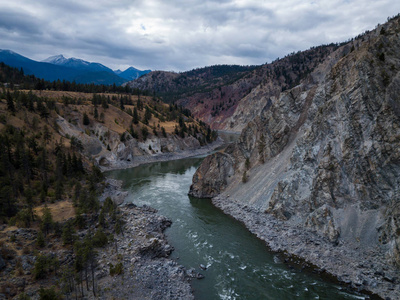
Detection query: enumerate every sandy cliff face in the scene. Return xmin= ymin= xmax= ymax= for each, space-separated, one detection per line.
xmin=189 ymin=17 xmax=400 ymax=297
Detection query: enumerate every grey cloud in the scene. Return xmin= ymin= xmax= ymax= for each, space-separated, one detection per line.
xmin=0 ymin=0 xmax=399 ymax=72
xmin=0 ymin=10 xmax=43 ymax=35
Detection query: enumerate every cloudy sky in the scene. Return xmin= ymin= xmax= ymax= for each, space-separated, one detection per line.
xmin=1 ymin=0 xmax=399 ymax=72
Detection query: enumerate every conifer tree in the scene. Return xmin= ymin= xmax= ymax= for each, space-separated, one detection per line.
xmin=6 ymin=91 xmax=15 ymax=113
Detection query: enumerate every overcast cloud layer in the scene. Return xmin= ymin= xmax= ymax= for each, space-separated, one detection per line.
xmin=1 ymin=0 xmax=399 ymax=72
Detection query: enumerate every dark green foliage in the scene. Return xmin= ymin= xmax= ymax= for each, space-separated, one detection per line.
xmin=40 ymin=205 xmax=53 ymax=236
xmin=36 ymin=231 xmax=45 ymax=249
xmin=109 ymin=262 xmax=123 ymax=276
xmin=245 ymin=158 xmax=250 ymax=170
xmin=141 ymin=126 xmax=149 ymax=140
xmin=132 ymin=107 xmax=139 ymax=124
xmin=242 ymin=171 xmax=248 ymax=183
xmin=38 ymin=286 xmax=61 ymax=300
xmin=137 ymin=98 xmax=143 ymax=110
xmin=33 ymin=254 xmax=58 ymax=279
xmin=18 ymin=292 xmax=31 ymax=300
xmin=6 ymin=91 xmax=16 ymax=113
xmin=74 ymin=210 xmax=86 ymax=229
xmin=129 ymin=124 xmax=138 ymax=139
xmin=103 ymin=197 xmax=116 ymax=214
xmin=114 ymin=216 xmax=125 ymax=235
xmin=142 ymin=106 xmax=151 ymax=125
xmin=9 ymin=209 xmax=32 ymax=228
xmin=92 ymin=228 xmax=108 ymax=247
xmin=83 ymin=112 xmax=90 ymax=125
xmin=120 ymin=132 xmax=126 ymax=142
xmin=62 ymin=220 xmax=76 ymax=245
xmin=161 ymin=126 xmax=167 ymax=138
xmin=90 ymin=165 xmax=104 ymax=185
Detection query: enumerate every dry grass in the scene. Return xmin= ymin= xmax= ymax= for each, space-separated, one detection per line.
xmin=161 ymin=121 xmax=178 ymax=133
xmin=34 ymin=200 xmax=75 ymax=223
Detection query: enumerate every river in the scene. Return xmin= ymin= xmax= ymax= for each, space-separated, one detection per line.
xmin=106 ymin=155 xmax=367 ymax=300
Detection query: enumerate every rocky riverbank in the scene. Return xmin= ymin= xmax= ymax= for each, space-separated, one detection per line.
xmin=99 ymin=138 xmax=224 ymax=172
xmin=92 ymin=203 xmax=194 ymax=300
xmin=212 ymin=195 xmax=399 ymax=299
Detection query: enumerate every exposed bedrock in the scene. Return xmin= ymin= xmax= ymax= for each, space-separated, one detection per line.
xmin=189 ymin=19 xmax=400 ymax=298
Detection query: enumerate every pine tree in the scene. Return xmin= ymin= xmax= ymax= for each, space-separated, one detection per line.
xmin=37 ymin=230 xmax=45 ymax=248
xmin=41 ymin=205 xmax=53 ymax=236
xmin=6 ymin=91 xmax=15 ymax=113
xmin=83 ymin=112 xmax=90 ymax=125
xmin=141 ymin=126 xmax=149 ymax=141
xmin=133 ymin=107 xmax=139 ymax=124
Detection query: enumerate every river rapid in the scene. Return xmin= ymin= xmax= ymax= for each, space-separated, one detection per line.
xmin=106 ymin=154 xmax=369 ymax=300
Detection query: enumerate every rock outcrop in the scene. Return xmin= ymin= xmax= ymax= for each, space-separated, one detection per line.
xmin=55 ymin=106 xmax=222 ymax=171
xmin=190 ymin=16 xmax=400 ymax=298
xmin=189 ymin=152 xmax=234 ymax=198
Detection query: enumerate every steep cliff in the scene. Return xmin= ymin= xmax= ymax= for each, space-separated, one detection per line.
xmin=190 ymin=16 xmax=400 ymax=298
xmin=127 ymin=47 xmax=339 ymax=131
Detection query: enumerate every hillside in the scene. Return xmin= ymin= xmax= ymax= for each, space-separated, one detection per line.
xmin=127 ymin=46 xmax=341 ymax=131
xmin=0 ymin=77 xmax=217 ymax=298
xmin=189 ymin=14 xmax=400 ymax=299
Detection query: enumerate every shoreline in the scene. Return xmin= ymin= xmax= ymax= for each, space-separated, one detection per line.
xmin=100 ymin=139 xmax=397 ymax=299
xmin=99 ymin=138 xmax=224 ymax=172
xmin=92 ymin=202 xmax=194 ymax=299
xmin=212 ymin=195 xmax=399 ymax=299
xmin=93 ymin=141 xmax=228 ymax=299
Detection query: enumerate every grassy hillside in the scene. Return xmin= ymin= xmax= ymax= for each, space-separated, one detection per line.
xmin=0 ymin=66 xmax=216 ymax=298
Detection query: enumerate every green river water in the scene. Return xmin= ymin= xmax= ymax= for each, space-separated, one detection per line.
xmin=106 ymin=155 xmax=367 ymax=300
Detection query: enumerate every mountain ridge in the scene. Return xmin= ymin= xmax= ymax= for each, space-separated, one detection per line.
xmin=127 ymin=46 xmax=341 ymax=131
xmin=0 ymin=50 xmax=151 ymax=85
xmin=188 ymin=15 xmax=400 ymax=299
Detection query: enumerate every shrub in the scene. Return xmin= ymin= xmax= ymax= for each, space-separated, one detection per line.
xmin=38 ymin=286 xmax=60 ymax=300
xmin=83 ymin=112 xmax=90 ymax=125
xmin=92 ymin=229 xmax=108 ymax=248
xmin=36 ymin=230 xmax=45 ymax=248
xmin=242 ymin=171 xmax=248 ymax=183
xmin=109 ymin=262 xmax=123 ymax=276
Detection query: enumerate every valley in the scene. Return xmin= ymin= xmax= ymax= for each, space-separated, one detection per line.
xmin=0 ymin=11 xmax=400 ymax=300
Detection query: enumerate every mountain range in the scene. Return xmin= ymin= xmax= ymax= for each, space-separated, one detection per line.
xmin=0 ymin=50 xmax=150 ymax=85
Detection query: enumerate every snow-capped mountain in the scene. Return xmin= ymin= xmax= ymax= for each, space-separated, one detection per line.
xmin=42 ymin=54 xmax=112 ymax=73
xmin=0 ymin=49 xmax=126 ymax=85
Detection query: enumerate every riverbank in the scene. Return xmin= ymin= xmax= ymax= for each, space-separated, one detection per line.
xmin=99 ymin=138 xmax=224 ymax=172
xmin=92 ymin=202 xmax=194 ymax=299
xmin=93 ymin=142 xmax=230 ymax=298
xmin=212 ymin=195 xmax=399 ymax=299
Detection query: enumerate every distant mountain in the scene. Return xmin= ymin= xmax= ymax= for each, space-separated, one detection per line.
xmin=115 ymin=66 xmax=151 ymax=81
xmin=42 ymin=54 xmax=113 ymax=73
xmin=0 ymin=50 xmax=127 ymax=85
xmin=0 ymin=49 xmax=83 ymax=82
